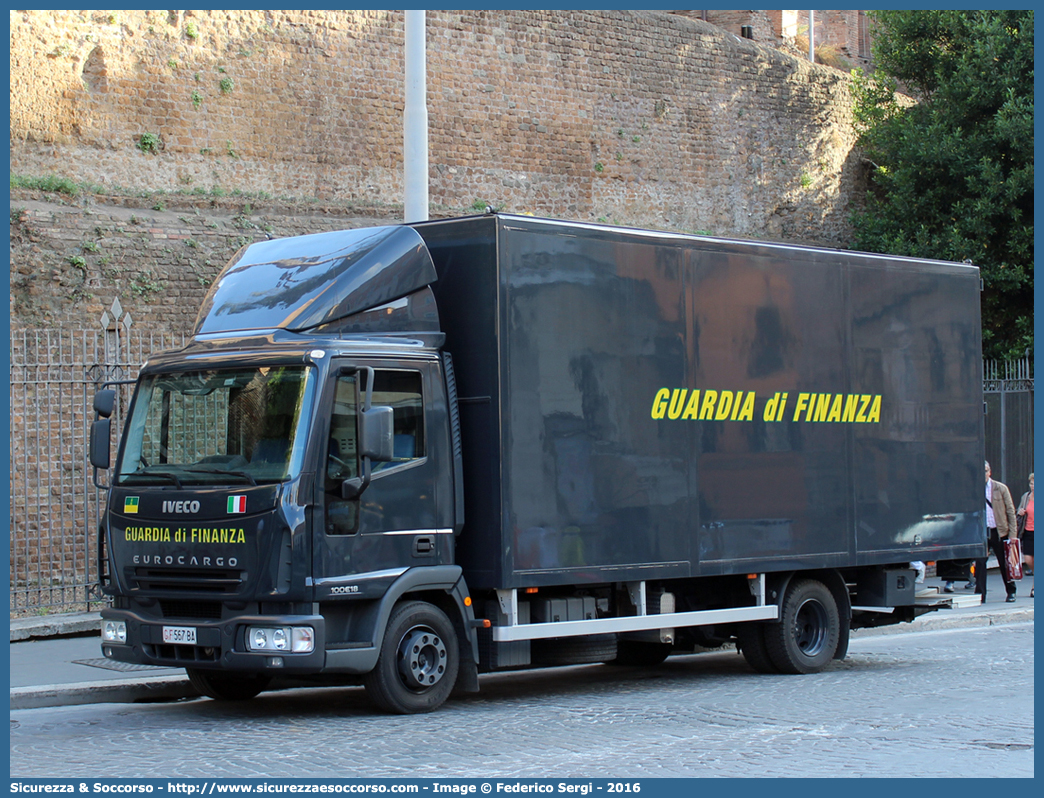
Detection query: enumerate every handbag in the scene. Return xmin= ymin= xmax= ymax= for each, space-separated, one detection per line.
xmin=1004 ymin=537 xmax=1023 ymax=580
xmin=1017 ymin=512 xmax=1027 ymax=537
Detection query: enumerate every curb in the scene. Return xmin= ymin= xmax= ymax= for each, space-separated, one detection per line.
xmin=850 ymin=607 xmax=1033 ymax=637
xmin=10 ymin=613 xmax=102 ymax=642
xmin=10 ymin=675 xmax=198 ymax=711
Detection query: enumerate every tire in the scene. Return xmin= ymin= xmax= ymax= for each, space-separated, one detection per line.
xmin=531 ymin=634 xmax=618 ymax=666
xmin=735 ymin=623 xmax=780 ymax=674
xmin=764 ymin=578 xmax=840 ymax=674
xmin=364 ymin=600 xmax=459 ymax=714
xmin=607 ymin=640 xmax=672 ymax=667
xmin=186 ymin=668 xmax=271 ymax=701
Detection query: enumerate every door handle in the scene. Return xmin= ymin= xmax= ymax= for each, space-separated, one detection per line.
xmin=414 ymin=535 xmax=434 ymax=555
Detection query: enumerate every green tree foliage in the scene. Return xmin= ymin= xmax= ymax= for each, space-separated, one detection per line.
xmin=851 ymin=10 xmax=1033 ymax=359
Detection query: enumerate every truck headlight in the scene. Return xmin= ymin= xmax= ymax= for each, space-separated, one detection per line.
xmin=102 ymin=620 xmax=127 ymax=643
xmin=246 ymin=626 xmax=314 ymax=653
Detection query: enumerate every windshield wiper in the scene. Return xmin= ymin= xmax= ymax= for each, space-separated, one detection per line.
xmin=184 ymin=467 xmax=258 ymax=486
xmin=123 ymin=470 xmax=183 ymax=489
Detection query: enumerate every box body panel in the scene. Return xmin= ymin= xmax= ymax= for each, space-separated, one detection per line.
xmin=420 ymin=216 xmax=985 ymax=590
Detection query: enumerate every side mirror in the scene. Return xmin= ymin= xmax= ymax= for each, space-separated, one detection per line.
xmin=93 ymin=389 xmax=116 ymax=419
xmin=339 ymin=406 xmax=393 ymax=500
xmin=90 ymin=418 xmax=111 ymax=469
xmin=359 ymin=406 xmax=394 ymax=462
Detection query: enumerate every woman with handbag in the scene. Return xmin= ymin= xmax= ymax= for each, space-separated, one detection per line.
xmin=1016 ymin=473 xmax=1034 ymax=578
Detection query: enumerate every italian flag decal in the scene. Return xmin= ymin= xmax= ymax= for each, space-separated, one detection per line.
xmin=124 ymin=497 xmax=139 ymax=514
xmin=228 ymin=495 xmax=247 ymax=514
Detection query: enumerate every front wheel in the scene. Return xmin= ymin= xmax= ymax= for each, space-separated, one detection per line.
xmin=364 ymin=600 xmax=459 ymax=714
xmin=186 ymin=668 xmax=271 ymax=701
xmin=764 ymin=578 xmax=840 ymax=674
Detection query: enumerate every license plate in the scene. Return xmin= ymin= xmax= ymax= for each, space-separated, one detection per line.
xmin=162 ymin=625 xmax=197 ymax=645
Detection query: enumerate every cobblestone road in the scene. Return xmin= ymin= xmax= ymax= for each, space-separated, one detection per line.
xmin=9 ymin=623 xmax=1033 ymax=778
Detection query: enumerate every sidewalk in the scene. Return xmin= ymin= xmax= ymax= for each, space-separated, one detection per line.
xmin=10 ymin=570 xmax=1033 ymax=711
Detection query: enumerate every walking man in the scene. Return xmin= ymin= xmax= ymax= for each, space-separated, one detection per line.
xmin=979 ymin=460 xmax=1018 ymax=603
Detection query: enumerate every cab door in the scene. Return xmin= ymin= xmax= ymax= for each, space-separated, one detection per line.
xmin=314 ymin=360 xmax=448 ymax=584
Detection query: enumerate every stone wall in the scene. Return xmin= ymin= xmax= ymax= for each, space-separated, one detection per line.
xmin=9 ymin=193 xmax=398 ymax=332
xmin=10 ymin=8 xmax=867 ymax=335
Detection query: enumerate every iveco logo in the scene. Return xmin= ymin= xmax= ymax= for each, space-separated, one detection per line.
xmin=162 ymin=500 xmax=201 ymax=514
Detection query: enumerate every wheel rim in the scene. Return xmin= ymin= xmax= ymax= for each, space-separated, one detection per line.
xmin=793 ymin=598 xmax=828 ymax=657
xmin=397 ymin=625 xmax=448 ymax=691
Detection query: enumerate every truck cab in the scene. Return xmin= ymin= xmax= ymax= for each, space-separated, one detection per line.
xmin=94 ymin=226 xmax=478 ymax=713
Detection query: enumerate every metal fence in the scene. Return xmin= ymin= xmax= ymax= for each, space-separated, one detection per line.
xmin=9 ymin=300 xmax=186 ymax=616
xmin=7 ymin=313 xmax=1036 ymax=616
xmin=984 ymin=356 xmax=1035 ymax=496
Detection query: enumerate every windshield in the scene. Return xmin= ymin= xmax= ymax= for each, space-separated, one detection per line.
xmin=116 ymin=365 xmax=316 ymax=486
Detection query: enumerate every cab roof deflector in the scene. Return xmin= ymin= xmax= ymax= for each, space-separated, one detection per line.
xmin=193 ymin=225 xmax=438 ymax=335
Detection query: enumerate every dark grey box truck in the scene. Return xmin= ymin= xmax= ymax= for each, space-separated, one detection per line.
xmin=91 ymin=214 xmax=986 ymax=713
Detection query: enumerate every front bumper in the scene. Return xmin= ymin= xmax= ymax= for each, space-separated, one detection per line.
xmin=100 ymin=608 xmax=327 ymax=674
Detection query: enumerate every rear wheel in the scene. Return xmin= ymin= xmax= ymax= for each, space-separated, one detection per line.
xmin=764 ymin=579 xmax=839 ymax=674
xmin=186 ymin=669 xmax=271 ymax=701
xmin=364 ymin=601 xmax=459 ymax=714
xmin=736 ymin=623 xmax=779 ymax=673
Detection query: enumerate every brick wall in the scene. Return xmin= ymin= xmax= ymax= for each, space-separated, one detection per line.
xmin=670 ymin=10 xmax=872 ymax=66
xmin=10 ymin=9 xmax=868 ymax=336
xmin=688 ymin=11 xmax=783 ymax=44
xmin=789 ymin=10 xmax=872 ymax=69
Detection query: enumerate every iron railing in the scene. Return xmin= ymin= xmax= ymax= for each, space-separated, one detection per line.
xmin=983 ymin=356 xmax=1035 ymax=495
xmin=9 ymin=300 xmax=186 ymax=616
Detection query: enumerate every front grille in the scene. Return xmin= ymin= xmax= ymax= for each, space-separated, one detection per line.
xmin=143 ymin=643 xmax=221 ymax=663
xmin=132 ymin=567 xmax=243 ymax=594
xmin=160 ymin=599 xmax=222 ymax=620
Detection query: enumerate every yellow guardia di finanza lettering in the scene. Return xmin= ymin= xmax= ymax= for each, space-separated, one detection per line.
xmin=123 ymin=527 xmax=247 ymax=544
xmin=651 ymin=389 xmax=881 ymax=423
